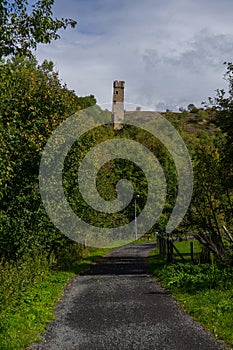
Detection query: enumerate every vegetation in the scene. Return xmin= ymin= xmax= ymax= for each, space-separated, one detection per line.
xmin=1 ymin=57 xmax=232 ymax=345
xmin=0 ymin=246 xmax=112 ymax=350
xmin=0 ymin=5 xmax=99 ymax=346
xmin=150 ymin=75 xmax=233 ymax=347
xmin=63 ymin=121 xmax=177 ymax=238
xmin=148 ymin=241 xmax=233 ymax=348
xmin=184 ymin=64 xmax=233 ymax=264
xmin=0 ymin=56 xmax=96 ymax=260
xmin=0 ymin=0 xmax=233 ymax=347
xmin=159 ymin=70 xmax=233 ymax=264
xmin=0 ymin=0 xmax=77 ymax=58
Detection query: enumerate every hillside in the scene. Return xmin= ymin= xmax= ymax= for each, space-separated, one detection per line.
xmin=124 ymin=109 xmax=218 ymax=136
xmin=161 ymin=109 xmax=218 ymax=135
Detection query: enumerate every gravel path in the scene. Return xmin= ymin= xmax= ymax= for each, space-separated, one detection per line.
xmin=29 ymin=242 xmax=224 ymax=350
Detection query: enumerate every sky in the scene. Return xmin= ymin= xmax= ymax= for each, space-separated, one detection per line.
xmin=36 ymin=0 xmax=233 ymax=111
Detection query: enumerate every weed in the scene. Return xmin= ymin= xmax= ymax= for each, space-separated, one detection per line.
xmin=0 ymin=246 xmax=112 ymax=350
xmin=147 ymin=245 xmax=233 ymax=348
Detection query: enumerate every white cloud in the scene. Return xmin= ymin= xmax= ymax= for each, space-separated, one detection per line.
xmin=141 ymin=29 xmax=233 ymax=109
xmin=36 ymin=0 xmax=233 ymax=111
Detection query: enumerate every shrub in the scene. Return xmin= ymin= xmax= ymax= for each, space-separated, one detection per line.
xmin=0 ymin=56 xmax=96 ymax=259
xmin=156 ymin=262 xmax=233 ymax=293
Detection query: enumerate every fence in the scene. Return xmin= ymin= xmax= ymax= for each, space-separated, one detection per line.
xmin=157 ymin=234 xmax=195 ymax=263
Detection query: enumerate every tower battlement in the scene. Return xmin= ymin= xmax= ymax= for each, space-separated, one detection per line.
xmin=113 ymin=80 xmax=125 ymax=89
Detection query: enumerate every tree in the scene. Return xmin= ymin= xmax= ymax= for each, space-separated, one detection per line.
xmin=189 ymin=135 xmax=228 ymax=261
xmin=187 ymin=103 xmax=198 ymax=113
xmin=209 ymin=62 xmax=233 ymax=193
xmin=0 ymin=0 xmax=77 ymax=58
xmin=184 ymin=63 xmax=233 ymax=264
xmin=0 ymin=56 xmax=96 ymax=259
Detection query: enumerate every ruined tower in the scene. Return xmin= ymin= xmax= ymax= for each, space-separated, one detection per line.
xmin=112 ymin=80 xmax=125 ymax=130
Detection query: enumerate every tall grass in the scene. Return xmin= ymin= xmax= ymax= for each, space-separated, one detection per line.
xmin=0 ymin=253 xmax=52 ymax=320
xmin=148 ymin=246 xmax=233 ymax=348
xmin=0 ymin=244 xmax=113 ymax=350
xmin=156 ymin=262 xmax=233 ymax=292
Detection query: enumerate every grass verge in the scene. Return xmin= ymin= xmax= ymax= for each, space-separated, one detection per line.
xmin=147 ymin=242 xmax=233 ymax=349
xmin=0 ymin=246 xmax=112 ymax=350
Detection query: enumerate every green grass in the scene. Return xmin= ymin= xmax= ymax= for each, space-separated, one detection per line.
xmin=147 ymin=241 xmax=233 ymax=349
xmin=0 ymin=246 xmax=113 ymax=350
xmin=3 ymin=239 xmax=231 ymax=349
xmin=132 ymin=233 xmax=155 ymax=244
xmin=176 ymin=289 xmax=233 ymax=347
xmin=173 ymin=239 xmax=201 ymax=255
xmin=96 ymin=233 xmax=154 ymax=248
xmin=0 ymin=271 xmax=74 ymax=350
xmin=171 ymin=239 xmax=202 ymax=262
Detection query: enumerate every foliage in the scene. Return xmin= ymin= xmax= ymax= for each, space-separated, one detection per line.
xmin=182 ymin=63 xmax=233 ymax=263
xmin=148 ymin=246 xmax=233 ymax=347
xmin=196 ymin=109 xmax=209 ymax=121
xmin=0 ymin=55 xmax=176 ymax=258
xmin=210 ymin=62 xmax=233 ymax=191
xmin=187 ymin=133 xmax=232 ymax=263
xmin=0 ymin=0 xmax=77 ymax=58
xmin=62 ymin=119 xmax=178 ymax=239
xmin=0 ymin=245 xmax=112 ymax=350
xmin=0 ymin=56 xmax=96 ymax=259
xmin=187 ymin=103 xmax=198 ymax=113
xmin=0 ymin=252 xmax=52 ymax=320
xmin=156 ymin=262 xmax=232 ymax=293
xmin=0 ymin=269 xmax=74 ymax=350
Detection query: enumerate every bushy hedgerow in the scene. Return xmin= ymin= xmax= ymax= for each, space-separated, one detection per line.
xmin=0 ymin=56 xmax=96 ymax=259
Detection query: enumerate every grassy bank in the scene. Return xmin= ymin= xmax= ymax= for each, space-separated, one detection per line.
xmin=0 ymin=246 xmax=111 ymax=350
xmin=147 ymin=241 xmax=233 ymax=349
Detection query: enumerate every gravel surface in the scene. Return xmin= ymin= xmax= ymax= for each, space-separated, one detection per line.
xmin=29 ymin=242 xmax=224 ymax=350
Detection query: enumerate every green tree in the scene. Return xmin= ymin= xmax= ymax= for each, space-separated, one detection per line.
xmin=176 ymin=64 xmax=233 ymax=264
xmin=0 ymin=56 xmax=96 ymax=259
xmin=0 ymin=0 xmax=77 ymax=58
xmin=209 ymin=62 xmax=233 ymax=195
xmin=182 ymin=128 xmax=233 ymax=263
xmin=187 ymin=103 xmax=198 ymax=113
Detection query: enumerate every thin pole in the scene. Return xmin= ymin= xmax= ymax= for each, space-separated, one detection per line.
xmin=135 ymin=197 xmax=137 ymax=240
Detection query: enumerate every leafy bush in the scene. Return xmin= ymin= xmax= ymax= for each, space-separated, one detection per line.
xmin=0 ymin=253 xmax=51 ymax=320
xmin=187 ymin=103 xmax=198 ymax=113
xmin=197 ymin=109 xmax=209 ymax=121
xmin=156 ymin=262 xmax=233 ymax=293
xmin=0 ymin=56 xmax=96 ymax=260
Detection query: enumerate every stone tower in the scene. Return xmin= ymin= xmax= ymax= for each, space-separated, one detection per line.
xmin=112 ymin=80 xmax=125 ymax=130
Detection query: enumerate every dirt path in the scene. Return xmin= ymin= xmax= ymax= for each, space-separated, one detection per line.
xmin=29 ymin=242 xmax=224 ymax=350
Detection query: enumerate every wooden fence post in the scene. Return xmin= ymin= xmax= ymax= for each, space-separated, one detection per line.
xmin=166 ymin=238 xmax=174 ymax=262
xmin=157 ymin=234 xmax=167 ymax=257
xmin=190 ymin=241 xmax=194 ymax=262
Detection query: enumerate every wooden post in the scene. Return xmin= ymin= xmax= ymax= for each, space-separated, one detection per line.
xmin=157 ymin=235 xmax=160 ymax=253
xmin=157 ymin=235 xmax=164 ymax=256
xmin=166 ymin=238 xmax=173 ymax=262
xmin=190 ymin=241 xmax=194 ymax=263
xmin=172 ymin=241 xmax=185 ymax=262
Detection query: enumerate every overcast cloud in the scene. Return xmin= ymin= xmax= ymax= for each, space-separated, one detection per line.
xmin=36 ymin=0 xmax=233 ymax=111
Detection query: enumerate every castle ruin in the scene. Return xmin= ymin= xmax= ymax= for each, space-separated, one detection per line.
xmin=112 ymin=80 xmax=125 ymax=130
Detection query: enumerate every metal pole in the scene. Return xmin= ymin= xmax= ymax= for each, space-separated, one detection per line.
xmin=135 ymin=197 xmax=137 ymax=240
